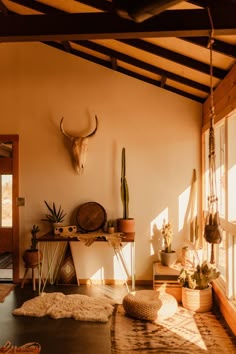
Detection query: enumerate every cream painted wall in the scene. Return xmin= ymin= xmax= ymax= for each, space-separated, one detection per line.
xmin=0 ymin=42 xmax=202 ymax=282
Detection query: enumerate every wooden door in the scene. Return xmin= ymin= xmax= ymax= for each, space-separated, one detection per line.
xmin=0 ymin=135 xmax=19 ymax=282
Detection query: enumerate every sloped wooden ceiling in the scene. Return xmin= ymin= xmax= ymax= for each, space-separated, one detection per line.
xmin=0 ymin=0 xmax=236 ymax=103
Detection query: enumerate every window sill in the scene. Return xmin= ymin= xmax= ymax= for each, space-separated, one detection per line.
xmin=212 ymin=278 xmax=236 ymax=335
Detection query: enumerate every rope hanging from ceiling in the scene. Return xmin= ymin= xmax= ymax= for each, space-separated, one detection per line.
xmin=204 ymin=8 xmax=222 ymax=264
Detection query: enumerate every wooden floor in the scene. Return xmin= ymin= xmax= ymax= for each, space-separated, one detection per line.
xmin=0 ymin=283 xmax=235 ymax=354
xmin=0 ymin=283 xmax=149 ymax=354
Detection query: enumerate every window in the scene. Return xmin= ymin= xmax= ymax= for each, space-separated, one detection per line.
xmin=203 ymin=110 xmax=236 ymax=301
xmin=0 ymin=174 xmax=12 ymax=227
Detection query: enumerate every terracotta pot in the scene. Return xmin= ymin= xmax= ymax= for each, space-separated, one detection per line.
xmin=23 ymin=250 xmax=42 ymax=266
xmin=160 ymin=250 xmax=177 ymax=267
xmin=117 ymin=218 xmax=135 ymax=233
xmin=182 ymin=285 xmax=213 ymax=312
xmin=107 ymin=227 xmax=115 ymax=234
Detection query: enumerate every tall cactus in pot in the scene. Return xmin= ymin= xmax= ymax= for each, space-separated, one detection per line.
xmin=121 ymin=147 xmax=129 ymax=219
xmin=117 ymin=147 xmax=135 ymax=233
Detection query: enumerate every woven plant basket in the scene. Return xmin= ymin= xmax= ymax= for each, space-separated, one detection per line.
xmin=182 ymin=285 xmax=213 ymax=312
xmin=0 ymin=341 xmax=41 ymax=353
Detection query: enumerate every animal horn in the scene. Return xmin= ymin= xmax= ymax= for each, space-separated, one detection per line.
xmin=60 ymin=117 xmax=75 ymax=141
xmin=60 ymin=115 xmax=98 ymax=139
xmin=85 ymin=115 xmax=98 ymax=138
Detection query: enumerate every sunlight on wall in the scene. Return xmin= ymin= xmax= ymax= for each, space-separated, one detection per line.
xmin=89 ymin=244 xmax=132 ymax=281
xmin=150 ymin=208 xmax=168 ymax=256
xmin=113 ymin=244 xmax=132 ymax=280
xmin=178 ymin=186 xmax=191 ymax=232
xmin=90 ymin=266 xmax=105 ymax=281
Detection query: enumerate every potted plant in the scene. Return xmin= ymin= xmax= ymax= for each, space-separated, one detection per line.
xmin=178 ymin=260 xmax=220 ymax=312
xmin=23 ymin=224 xmax=42 ymax=266
xmin=107 ymin=219 xmax=115 ymax=234
xmin=41 ymin=200 xmax=66 ymax=228
xmin=159 ymin=220 xmax=177 ymax=266
xmin=117 ymin=147 xmax=135 ymax=233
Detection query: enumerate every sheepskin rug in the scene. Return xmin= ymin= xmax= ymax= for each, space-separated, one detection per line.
xmin=12 ymin=292 xmax=116 ymax=322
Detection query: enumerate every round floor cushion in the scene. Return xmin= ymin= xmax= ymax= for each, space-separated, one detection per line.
xmin=123 ymin=290 xmax=177 ymax=321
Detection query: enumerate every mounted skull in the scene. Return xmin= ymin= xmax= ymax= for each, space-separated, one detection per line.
xmin=60 ymin=115 xmax=98 ymax=175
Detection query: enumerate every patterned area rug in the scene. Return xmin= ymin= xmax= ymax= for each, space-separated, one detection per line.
xmin=0 ymin=283 xmax=15 ymax=303
xmin=111 ymin=304 xmax=236 ymax=354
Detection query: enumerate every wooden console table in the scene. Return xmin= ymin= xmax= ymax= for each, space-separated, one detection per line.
xmin=37 ymin=231 xmax=135 ymax=294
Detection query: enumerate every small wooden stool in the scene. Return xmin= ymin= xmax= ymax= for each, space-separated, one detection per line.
xmin=21 ymin=263 xmax=42 ymax=291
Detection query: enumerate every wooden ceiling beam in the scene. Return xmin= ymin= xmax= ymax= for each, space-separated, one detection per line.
xmin=0 ymin=8 xmax=236 ymax=42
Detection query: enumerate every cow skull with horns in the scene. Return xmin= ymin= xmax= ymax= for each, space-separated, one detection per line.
xmin=60 ymin=115 xmax=98 ymax=175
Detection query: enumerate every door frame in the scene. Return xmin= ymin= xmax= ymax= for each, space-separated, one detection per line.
xmin=0 ymin=135 xmax=19 ymax=283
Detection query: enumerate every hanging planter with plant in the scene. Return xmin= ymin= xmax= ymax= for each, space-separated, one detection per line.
xmin=204 ymin=9 xmax=223 ymax=264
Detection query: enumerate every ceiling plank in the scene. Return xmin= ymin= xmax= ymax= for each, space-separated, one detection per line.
xmin=119 ymin=38 xmax=227 ymax=79
xmin=74 ymin=39 xmax=210 ymax=92
xmin=0 ymin=0 xmax=8 ymax=15
xmin=7 ymin=0 xmax=64 ymax=13
xmin=0 ymin=8 xmax=236 ymax=42
xmin=44 ymin=41 xmax=204 ymax=103
xmin=181 ymin=36 xmax=236 ymax=58
xmin=74 ymin=0 xmax=113 ymax=11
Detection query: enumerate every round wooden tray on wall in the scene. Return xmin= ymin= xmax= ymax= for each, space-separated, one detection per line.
xmin=76 ymin=201 xmax=107 ymax=232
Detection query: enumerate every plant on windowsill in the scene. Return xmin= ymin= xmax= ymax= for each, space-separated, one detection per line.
xmin=23 ymin=224 xmax=42 ymax=266
xmin=159 ymin=220 xmax=177 ymax=267
xmin=178 ymin=260 xmax=220 ymax=312
xmin=41 ymin=200 xmax=66 ymax=228
xmin=117 ymin=147 xmax=135 ymax=234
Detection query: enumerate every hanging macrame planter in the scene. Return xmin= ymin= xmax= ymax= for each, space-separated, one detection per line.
xmin=204 ymin=10 xmax=222 ymax=263
xmin=204 ymin=118 xmax=222 ymax=247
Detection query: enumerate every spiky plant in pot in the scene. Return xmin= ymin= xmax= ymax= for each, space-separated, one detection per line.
xmin=41 ymin=200 xmax=66 ymax=225
xmin=178 ymin=260 xmax=220 ymax=312
xmin=23 ymin=224 xmax=41 ymax=266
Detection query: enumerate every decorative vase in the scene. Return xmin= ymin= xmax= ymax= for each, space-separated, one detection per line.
xmin=182 ymin=285 xmax=213 ymax=312
xmin=160 ymin=250 xmax=177 ymax=267
xmin=107 ymin=227 xmax=115 ymax=234
xmin=117 ymin=218 xmax=135 ymax=233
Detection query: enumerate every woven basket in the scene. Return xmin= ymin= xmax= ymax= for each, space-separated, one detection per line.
xmin=0 ymin=342 xmax=41 ymax=353
xmin=182 ymin=285 xmax=213 ymax=312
